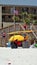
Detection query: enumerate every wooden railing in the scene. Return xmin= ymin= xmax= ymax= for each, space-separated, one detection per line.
xmin=0 ymin=23 xmax=36 ymax=47
xmin=0 ymin=23 xmax=25 ymax=47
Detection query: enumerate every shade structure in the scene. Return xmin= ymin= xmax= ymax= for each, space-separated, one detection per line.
xmin=9 ymin=35 xmax=25 ymax=42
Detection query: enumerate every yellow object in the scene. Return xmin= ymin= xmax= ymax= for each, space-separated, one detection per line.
xmin=9 ymin=35 xmax=24 ymax=42
xmin=8 ymin=30 xmax=33 ymax=35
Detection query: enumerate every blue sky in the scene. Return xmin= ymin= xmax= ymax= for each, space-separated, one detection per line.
xmin=0 ymin=0 xmax=37 ymax=6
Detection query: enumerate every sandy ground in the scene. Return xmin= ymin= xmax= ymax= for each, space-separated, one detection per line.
xmin=0 ymin=47 xmax=37 ymax=65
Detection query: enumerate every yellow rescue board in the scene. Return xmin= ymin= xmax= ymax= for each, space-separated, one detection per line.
xmin=8 ymin=30 xmax=33 ymax=35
